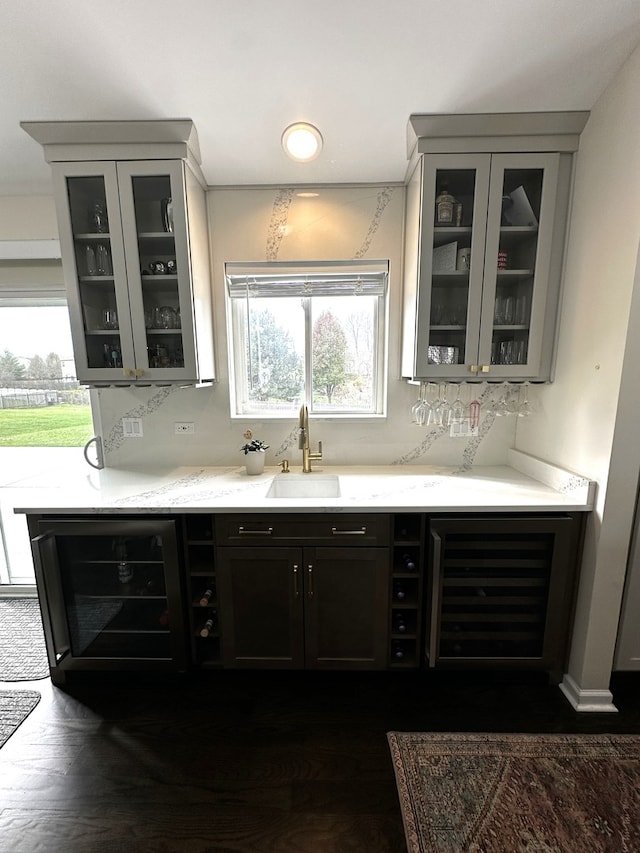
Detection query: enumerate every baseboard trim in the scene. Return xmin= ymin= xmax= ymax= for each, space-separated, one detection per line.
xmin=0 ymin=586 xmax=37 ymax=598
xmin=560 ymin=673 xmax=618 ymax=712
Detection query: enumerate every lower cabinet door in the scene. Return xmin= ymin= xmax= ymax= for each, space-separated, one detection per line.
xmin=304 ymin=547 xmax=389 ymax=670
xmin=216 ymin=547 xmax=305 ymax=668
xmin=216 ymin=546 xmax=390 ymax=669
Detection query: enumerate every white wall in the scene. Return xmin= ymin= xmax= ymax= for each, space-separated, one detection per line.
xmin=0 ymin=196 xmax=58 ymax=239
xmin=95 ymin=184 xmax=517 ymax=469
xmin=515 ymin=42 xmax=640 ymax=688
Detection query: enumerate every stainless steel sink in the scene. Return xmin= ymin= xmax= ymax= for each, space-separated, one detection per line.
xmin=266 ymin=475 xmax=341 ymax=499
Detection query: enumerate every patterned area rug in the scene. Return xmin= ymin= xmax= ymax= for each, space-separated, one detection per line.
xmin=0 ymin=690 xmax=40 ymax=748
xmin=388 ymin=732 xmax=640 ymax=853
xmin=0 ymin=598 xmax=49 ymax=681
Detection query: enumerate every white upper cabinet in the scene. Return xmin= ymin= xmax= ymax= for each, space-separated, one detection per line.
xmin=401 ymin=112 xmax=588 ymax=382
xmin=21 ymin=121 xmax=215 ymax=386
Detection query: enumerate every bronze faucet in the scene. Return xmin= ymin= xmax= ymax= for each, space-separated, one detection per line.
xmin=298 ymin=404 xmax=323 ymax=473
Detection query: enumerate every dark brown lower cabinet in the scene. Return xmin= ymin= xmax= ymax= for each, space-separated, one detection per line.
xmin=426 ymin=513 xmax=583 ymax=681
xmin=216 ymin=546 xmax=390 ymax=669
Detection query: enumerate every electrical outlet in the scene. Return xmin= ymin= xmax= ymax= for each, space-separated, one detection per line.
xmin=449 ymin=419 xmax=479 ymax=439
xmin=122 ymin=418 xmax=143 ymax=438
xmin=174 ymin=422 xmax=195 ymax=435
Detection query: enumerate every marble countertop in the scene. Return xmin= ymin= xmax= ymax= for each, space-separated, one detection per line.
xmin=12 ymin=450 xmax=595 ymax=515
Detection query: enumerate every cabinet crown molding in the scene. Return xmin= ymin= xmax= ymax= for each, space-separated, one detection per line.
xmin=21 ymin=119 xmax=202 ymax=166
xmin=406 ymin=111 xmax=590 ymax=161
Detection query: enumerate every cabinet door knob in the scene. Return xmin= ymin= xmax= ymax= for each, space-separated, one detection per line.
xmin=481 ymin=364 xmax=491 ymax=373
xmin=469 ymin=364 xmax=479 ymax=374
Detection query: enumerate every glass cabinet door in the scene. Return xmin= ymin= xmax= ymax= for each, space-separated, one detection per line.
xmin=117 ymin=160 xmax=197 ymax=381
xmin=54 ymin=162 xmax=136 ymax=381
xmin=479 ymin=153 xmax=560 ymax=378
xmin=33 ymin=519 xmax=186 ymax=670
xmin=53 ymin=159 xmax=200 ymax=383
xmin=416 ymin=155 xmax=491 ymax=377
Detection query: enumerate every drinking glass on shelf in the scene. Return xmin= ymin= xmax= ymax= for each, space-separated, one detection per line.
xmin=515 ymin=293 xmax=530 ymax=325
xmin=85 ymin=245 xmax=96 ymax=276
xmin=95 ymin=243 xmax=111 ymax=276
xmin=102 ymin=308 xmax=118 ymax=330
xmin=503 ymin=295 xmax=515 ymax=325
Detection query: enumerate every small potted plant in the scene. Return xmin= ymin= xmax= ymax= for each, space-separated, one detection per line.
xmin=240 ymin=430 xmax=269 ymax=475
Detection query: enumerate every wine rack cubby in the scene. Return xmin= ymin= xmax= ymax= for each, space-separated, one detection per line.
xmin=184 ymin=515 xmax=221 ymax=667
xmin=389 ymin=513 xmax=425 ymax=668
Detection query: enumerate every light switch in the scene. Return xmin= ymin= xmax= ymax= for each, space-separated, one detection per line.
xmin=122 ymin=418 xmax=143 ymax=438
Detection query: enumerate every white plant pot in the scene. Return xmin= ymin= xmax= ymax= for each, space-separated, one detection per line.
xmin=244 ymin=451 xmax=266 ymax=475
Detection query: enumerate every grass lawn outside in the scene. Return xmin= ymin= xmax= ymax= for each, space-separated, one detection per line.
xmin=0 ymin=405 xmax=94 ymax=447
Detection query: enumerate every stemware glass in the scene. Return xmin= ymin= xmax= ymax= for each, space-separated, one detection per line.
xmin=428 ymin=383 xmax=449 ymax=426
xmin=483 ymin=383 xmax=501 ymax=417
xmin=495 ymin=384 xmax=519 ymax=417
xmin=411 ymin=382 xmax=426 ymax=423
xmin=516 ymin=382 xmax=532 ymax=417
xmin=447 ymin=383 xmax=466 ymax=425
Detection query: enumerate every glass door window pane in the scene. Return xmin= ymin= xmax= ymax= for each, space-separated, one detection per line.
xmin=57 ymin=532 xmax=171 ymax=659
xmin=491 ymin=168 xmax=543 ymax=366
xmin=429 ymin=168 xmax=477 ymax=367
xmin=131 ymin=175 xmax=185 ymax=370
xmin=65 ymin=176 xmax=122 ymax=370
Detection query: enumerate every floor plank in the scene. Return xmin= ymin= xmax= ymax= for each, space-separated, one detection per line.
xmin=1 ymin=669 xmax=639 ymax=852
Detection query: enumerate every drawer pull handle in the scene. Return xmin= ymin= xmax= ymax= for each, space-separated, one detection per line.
xmin=293 ymin=564 xmax=299 ymax=598
xmin=307 ymin=564 xmax=314 ymax=598
xmin=331 ymin=527 xmax=367 ymax=535
xmin=237 ymin=526 xmax=273 ymax=536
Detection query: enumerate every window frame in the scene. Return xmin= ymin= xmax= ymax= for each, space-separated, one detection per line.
xmin=225 ymin=260 xmax=389 ymax=420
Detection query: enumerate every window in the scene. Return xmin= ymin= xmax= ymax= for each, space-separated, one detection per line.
xmin=226 ymin=261 xmax=388 ymax=417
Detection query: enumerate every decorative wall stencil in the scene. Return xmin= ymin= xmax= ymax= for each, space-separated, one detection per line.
xmin=265 ymin=189 xmax=294 ymax=260
xmin=393 ymin=424 xmax=449 ymax=465
xmin=273 ymin=425 xmax=300 ymax=459
xmin=102 ymin=387 xmax=179 ymax=453
xmin=459 ymin=386 xmax=497 ymax=471
xmin=394 ymin=384 xmax=497 ymax=468
xmin=353 ymin=187 xmax=395 ymax=259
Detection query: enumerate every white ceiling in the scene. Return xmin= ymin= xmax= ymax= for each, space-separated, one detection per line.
xmin=3 ymin=0 xmax=640 ymax=196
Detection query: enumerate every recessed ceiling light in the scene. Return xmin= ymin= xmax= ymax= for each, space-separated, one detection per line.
xmin=296 ymin=191 xmax=320 ymax=198
xmin=282 ymin=123 xmax=323 ymax=162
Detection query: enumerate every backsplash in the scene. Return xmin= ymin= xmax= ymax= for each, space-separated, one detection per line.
xmin=95 ymin=184 xmax=518 ymax=470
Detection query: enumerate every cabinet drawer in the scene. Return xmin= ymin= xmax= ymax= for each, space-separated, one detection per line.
xmin=215 ymin=514 xmax=390 ymax=546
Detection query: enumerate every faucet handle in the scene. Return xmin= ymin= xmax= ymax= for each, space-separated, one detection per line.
xmin=281 ymin=459 xmax=290 ymax=473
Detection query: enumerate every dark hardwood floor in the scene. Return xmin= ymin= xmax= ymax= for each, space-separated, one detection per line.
xmin=1 ymin=669 xmax=640 ymax=852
